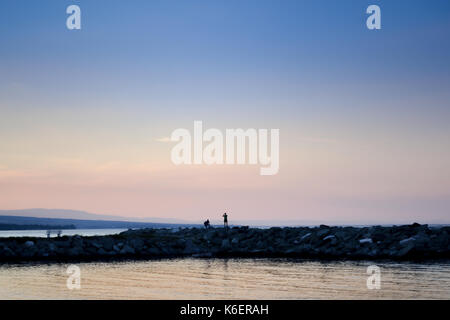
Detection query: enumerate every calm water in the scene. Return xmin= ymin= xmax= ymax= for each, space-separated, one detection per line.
xmin=0 ymin=229 xmax=127 ymax=238
xmin=0 ymin=258 xmax=449 ymax=299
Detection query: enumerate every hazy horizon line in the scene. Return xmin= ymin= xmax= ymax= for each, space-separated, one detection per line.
xmin=0 ymin=208 xmax=448 ymax=227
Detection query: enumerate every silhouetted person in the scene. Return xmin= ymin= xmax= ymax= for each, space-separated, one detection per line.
xmin=204 ymin=219 xmax=210 ymax=229
xmin=223 ymin=212 xmax=228 ymax=229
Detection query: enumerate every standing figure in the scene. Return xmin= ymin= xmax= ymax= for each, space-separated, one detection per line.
xmin=204 ymin=219 xmax=210 ymax=229
xmin=223 ymin=212 xmax=228 ymax=229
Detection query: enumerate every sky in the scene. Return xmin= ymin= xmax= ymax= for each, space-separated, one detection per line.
xmin=0 ymin=0 xmax=450 ymax=224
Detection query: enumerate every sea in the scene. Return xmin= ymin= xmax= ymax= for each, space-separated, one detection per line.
xmin=0 ymin=258 xmax=449 ymax=299
xmin=0 ymin=229 xmax=127 ymax=238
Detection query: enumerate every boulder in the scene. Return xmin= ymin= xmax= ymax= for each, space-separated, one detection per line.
xmin=400 ymin=237 xmax=416 ymax=245
xmin=56 ymin=240 xmax=71 ymax=248
xmin=146 ymin=247 xmax=161 ymax=255
xmin=396 ymin=242 xmax=416 ymax=257
xmin=183 ymin=240 xmax=200 ymax=254
xmin=120 ymin=245 xmax=135 ymax=255
xmin=1 ymin=246 xmax=15 ymax=257
xmin=91 ymin=242 xmax=102 ymax=249
xmin=256 ymin=240 xmax=265 ymax=248
xmin=67 ymin=247 xmax=83 ymax=257
xmin=221 ymin=239 xmax=231 ymax=250
xmin=192 ymin=252 xmax=213 ymax=258
xmin=129 ymin=239 xmax=145 ymax=251
xmin=317 ymin=229 xmax=329 ymax=237
xmin=24 ymin=241 xmax=34 ymax=248
xmin=100 ymin=237 xmax=114 ymax=251
xmin=300 ymin=233 xmax=311 ymax=241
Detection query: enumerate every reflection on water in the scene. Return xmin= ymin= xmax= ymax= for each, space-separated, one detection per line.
xmin=0 ymin=258 xmax=449 ymax=299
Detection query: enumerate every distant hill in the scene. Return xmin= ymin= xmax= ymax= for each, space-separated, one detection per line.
xmin=0 ymin=209 xmax=192 ymax=224
xmin=0 ymin=209 xmax=352 ymax=227
xmin=0 ymin=215 xmax=199 ymax=230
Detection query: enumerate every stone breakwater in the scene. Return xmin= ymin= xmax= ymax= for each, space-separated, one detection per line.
xmin=0 ymin=223 xmax=449 ymax=263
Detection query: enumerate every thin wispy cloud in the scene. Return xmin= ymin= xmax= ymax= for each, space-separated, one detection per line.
xmin=155 ymin=137 xmax=173 ymax=143
xmin=298 ymin=136 xmax=339 ymax=144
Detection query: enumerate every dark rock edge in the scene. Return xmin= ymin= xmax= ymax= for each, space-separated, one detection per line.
xmin=0 ymin=223 xmax=449 ymax=264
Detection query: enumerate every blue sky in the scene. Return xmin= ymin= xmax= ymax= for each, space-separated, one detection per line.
xmin=0 ymin=1 xmax=450 ymax=223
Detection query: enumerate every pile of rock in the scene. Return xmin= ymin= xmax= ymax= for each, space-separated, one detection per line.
xmin=0 ymin=223 xmax=448 ymax=263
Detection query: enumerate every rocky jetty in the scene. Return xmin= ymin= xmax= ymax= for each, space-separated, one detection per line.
xmin=0 ymin=223 xmax=449 ymax=263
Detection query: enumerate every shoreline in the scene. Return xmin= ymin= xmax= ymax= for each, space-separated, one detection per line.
xmin=0 ymin=224 xmax=449 ymax=264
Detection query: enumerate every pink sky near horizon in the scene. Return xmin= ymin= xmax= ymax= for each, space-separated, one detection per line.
xmin=0 ymin=107 xmax=449 ymax=224
xmin=1 ymin=1 xmax=450 ymax=224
